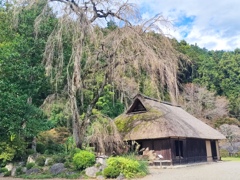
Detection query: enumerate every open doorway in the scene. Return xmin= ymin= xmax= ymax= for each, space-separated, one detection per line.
xmin=211 ymin=140 xmax=217 ymax=160
xmin=175 ymin=140 xmax=183 ymax=158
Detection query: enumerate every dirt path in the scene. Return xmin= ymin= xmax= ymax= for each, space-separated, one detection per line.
xmin=1 ymin=161 xmax=240 ymax=180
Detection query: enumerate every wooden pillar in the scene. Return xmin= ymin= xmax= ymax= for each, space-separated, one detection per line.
xmin=169 ymin=138 xmax=172 ymax=164
xmin=178 ymin=137 xmax=181 ymax=164
xmin=205 ymin=140 xmax=212 ymax=162
xmin=216 ymin=140 xmax=220 ymax=160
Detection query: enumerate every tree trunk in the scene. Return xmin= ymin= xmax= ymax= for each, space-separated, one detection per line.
xmin=71 ymin=95 xmax=82 ymax=148
xmin=70 ymin=46 xmax=82 ymax=148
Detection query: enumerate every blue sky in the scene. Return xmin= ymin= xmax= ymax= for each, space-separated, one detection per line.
xmin=130 ymin=0 xmax=240 ymax=50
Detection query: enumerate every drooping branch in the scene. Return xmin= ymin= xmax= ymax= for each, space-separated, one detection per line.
xmin=11 ymin=0 xmax=187 ymax=149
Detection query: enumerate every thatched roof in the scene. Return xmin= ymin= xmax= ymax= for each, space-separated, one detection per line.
xmin=115 ymin=94 xmax=225 ymax=141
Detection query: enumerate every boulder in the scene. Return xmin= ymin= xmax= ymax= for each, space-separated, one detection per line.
xmin=22 ymin=167 xmax=27 ymax=173
xmin=44 ymin=157 xmax=52 ymax=166
xmin=11 ymin=167 xmax=16 ymax=176
xmin=27 ymin=154 xmax=39 ymax=164
xmin=96 ymin=155 xmax=108 ymax=166
xmin=85 ymin=166 xmax=100 ymax=178
xmin=50 ymin=163 xmax=66 ymax=175
xmin=18 ymin=162 xmax=25 ymax=166
xmin=97 ymin=175 xmax=105 ymax=180
xmin=117 ymin=173 xmax=125 ymax=180
xmin=26 ymin=168 xmax=40 ymax=175
xmin=5 ymin=163 xmax=13 ymax=171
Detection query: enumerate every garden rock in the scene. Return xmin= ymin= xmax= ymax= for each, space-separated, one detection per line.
xmin=65 ymin=171 xmax=76 ymax=176
xmin=117 ymin=173 xmax=125 ymax=180
xmin=50 ymin=163 xmax=66 ymax=175
xmin=42 ymin=166 xmax=49 ymax=172
xmin=27 ymin=154 xmax=39 ymax=163
xmin=45 ymin=157 xmax=52 ymax=166
xmin=97 ymin=175 xmax=105 ymax=180
xmin=98 ymin=164 xmax=107 ymax=172
xmin=85 ymin=166 xmax=100 ymax=178
xmin=22 ymin=167 xmax=27 ymax=173
xmin=18 ymin=162 xmax=25 ymax=166
xmin=26 ymin=168 xmax=40 ymax=175
xmin=5 ymin=163 xmax=13 ymax=171
xmin=96 ymin=155 xmax=108 ymax=166
xmin=11 ymin=167 xmax=16 ymax=176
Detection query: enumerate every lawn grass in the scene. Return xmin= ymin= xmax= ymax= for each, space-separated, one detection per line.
xmin=221 ymin=157 xmax=240 ymax=161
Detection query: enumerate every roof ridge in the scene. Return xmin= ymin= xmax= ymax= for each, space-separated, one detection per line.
xmin=135 ymin=93 xmax=181 ymax=107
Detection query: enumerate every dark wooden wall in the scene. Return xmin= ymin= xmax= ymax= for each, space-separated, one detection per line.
xmin=137 ymin=137 xmax=208 ymax=164
xmin=171 ymin=138 xmax=207 ymax=164
xmin=137 ymin=138 xmax=171 ymax=160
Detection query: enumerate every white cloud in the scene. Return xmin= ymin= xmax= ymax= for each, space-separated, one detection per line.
xmin=129 ymin=0 xmax=240 ymax=50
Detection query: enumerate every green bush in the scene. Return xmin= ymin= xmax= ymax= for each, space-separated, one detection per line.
xmin=52 ymin=153 xmax=67 ymax=163
xmin=36 ymin=156 xmax=46 ymax=166
xmin=73 ymin=150 xmax=95 ymax=170
xmin=25 ymin=149 xmax=35 ymax=155
xmin=96 ymin=171 xmax=103 ymax=176
xmin=103 ymin=166 xmax=120 ymax=178
xmin=16 ymin=167 xmax=23 ymax=175
xmin=0 ymin=136 xmax=27 ymax=163
xmin=104 ymin=156 xmax=148 ymax=178
xmin=220 ymin=149 xmax=230 ymax=157
xmin=26 ymin=162 xmax=35 ymax=170
xmin=3 ymin=170 xmax=11 ymax=177
xmin=47 ymin=158 xmax=55 ymax=166
xmin=36 ymin=143 xmax=46 ymax=154
xmin=0 ymin=167 xmax=8 ymax=173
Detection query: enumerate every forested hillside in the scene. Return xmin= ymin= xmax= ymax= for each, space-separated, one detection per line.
xmin=0 ymin=0 xmax=239 ymax=172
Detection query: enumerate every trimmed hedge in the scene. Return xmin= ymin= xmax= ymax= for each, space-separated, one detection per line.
xmin=73 ymin=150 xmax=95 ymax=170
xmin=103 ymin=156 xmax=148 ymax=178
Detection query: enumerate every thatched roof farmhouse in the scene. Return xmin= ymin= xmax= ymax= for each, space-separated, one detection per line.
xmin=115 ymin=94 xmax=225 ymax=165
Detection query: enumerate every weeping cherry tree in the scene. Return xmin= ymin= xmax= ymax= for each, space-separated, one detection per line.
xmin=12 ymin=0 xmax=185 ymax=148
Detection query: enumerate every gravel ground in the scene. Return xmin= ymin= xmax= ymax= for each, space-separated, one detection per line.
xmin=137 ymin=161 xmax=240 ymax=180
xmin=1 ymin=161 xmax=240 ymax=180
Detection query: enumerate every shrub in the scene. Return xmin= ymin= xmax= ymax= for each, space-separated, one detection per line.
xmin=36 ymin=156 xmax=46 ymax=166
xmin=26 ymin=162 xmax=35 ymax=170
xmin=36 ymin=143 xmax=46 ymax=154
xmin=52 ymin=153 xmax=67 ymax=163
xmin=3 ymin=170 xmax=11 ymax=177
xmin=104 ymin=156 xmax=148 ymax=178
xmin=25 ymin=149 xmax=35 ymax=155
xmin=16 ymin=167 xmax=23 ymax=175
xmin=220 ymin=149 xmax=230 ymax=157
xmin=73 ymin=150 xmax=95 ymax=170
xmin=103 ymin=166 xmax=120 ymax=178
xmin=0 ymin=136 xmax=27 ymax=163
xmin=96 ymin=171 xmax=103 ymax=176
xmin=37 ymin=128 xmax=70 ymax=154
xmin=46 ymin=158 xmax=55 ymax=166
xmin=0 ymin=167 xmax=8 ymax=173
xmin=1 ymin=168 xmax=11 ymax=177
